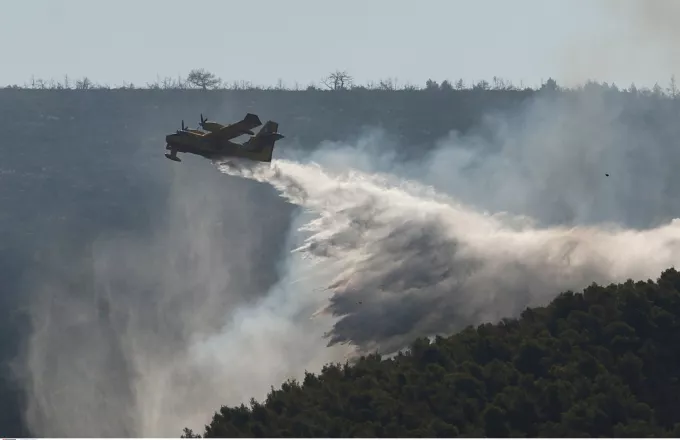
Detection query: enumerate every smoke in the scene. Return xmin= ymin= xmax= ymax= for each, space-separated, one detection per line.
xmin=18 ymin=162 xmax=301 ymax=436
xmin=414 ymin=90 xmax=680 ymax=229
xmin=18 ymin=86 xmax=680 ymax=436
xmin=560 ymin=0 xmax=680 ymax=86
xmin=296 ymin=90 xmax=680 ymax=230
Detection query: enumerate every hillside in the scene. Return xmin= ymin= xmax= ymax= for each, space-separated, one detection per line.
xmin=2 ymin=79 xmax=680 ymax=436
xmin=0 ymin=85 xmax=533 ymax=156
xmin=187 ymin=268 xmax=680 ymax=438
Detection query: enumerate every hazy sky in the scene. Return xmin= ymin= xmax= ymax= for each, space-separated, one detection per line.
xmin=3 ymin=0 xmax=679 ymax=88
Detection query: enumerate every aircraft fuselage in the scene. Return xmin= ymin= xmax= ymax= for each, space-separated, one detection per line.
xmin=165 ymin=131 xmax=274 ymax=162
xmin=200 ymin=121 xmax=225 ymax=132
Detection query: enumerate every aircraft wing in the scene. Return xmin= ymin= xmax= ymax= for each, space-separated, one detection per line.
xmin=206 ymin=113 xmax=263 ymax=141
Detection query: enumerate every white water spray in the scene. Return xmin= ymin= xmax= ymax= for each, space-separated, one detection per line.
xmin=219 ymin=158 xmax=680 ymax=355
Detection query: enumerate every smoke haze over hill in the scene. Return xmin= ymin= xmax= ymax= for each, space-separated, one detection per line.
xmin=3 ymin=85 xmax=679 ymax=436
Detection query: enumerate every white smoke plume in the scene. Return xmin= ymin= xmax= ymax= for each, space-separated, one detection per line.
xmin=560 ymin=0 xmax=680 ymax=86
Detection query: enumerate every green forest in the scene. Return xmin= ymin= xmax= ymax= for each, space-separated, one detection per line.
xmin=183 ymin=268 xmax=680 ymax=437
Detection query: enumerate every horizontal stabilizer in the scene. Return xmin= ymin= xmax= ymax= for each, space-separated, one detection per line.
xmin=266 ymin=133 xmax=285 ymax=141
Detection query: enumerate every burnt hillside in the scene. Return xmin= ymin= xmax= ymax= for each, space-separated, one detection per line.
xmin=1 ymin=82 xmax=679 ymax=436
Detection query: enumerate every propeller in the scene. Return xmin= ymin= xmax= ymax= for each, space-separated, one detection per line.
xmin=175 ymin=119 xmax=188 ymax=134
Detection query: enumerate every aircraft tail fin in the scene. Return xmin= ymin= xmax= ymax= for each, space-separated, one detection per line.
xmin=243 ymin=113 xmax=262 ymax=127
xmin=244 ymin=121 xmax=284 ymax=162
xmin=259 ymin=121 xmax=281 ymax=137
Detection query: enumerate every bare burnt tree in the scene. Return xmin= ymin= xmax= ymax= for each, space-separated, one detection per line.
xmin=322 ymin=70 xmax=353 ymax=90
xmin=75 ymin=77 xmax=93 ymax=90
xmin=378 ymin=78 xmax=397 ymax=91
xmin=186 ymin=68 xmax=222 ymax=90
xmin=473 ymin=79 xmax=490 ymax=90
xmin=668 ymin=75 xmax=678 ymax=98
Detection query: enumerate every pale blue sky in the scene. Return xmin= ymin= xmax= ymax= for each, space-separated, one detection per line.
xmin=2 ymin=0 xmax=678 ymax=88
